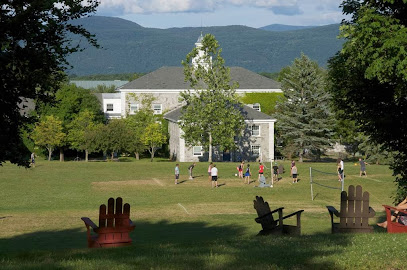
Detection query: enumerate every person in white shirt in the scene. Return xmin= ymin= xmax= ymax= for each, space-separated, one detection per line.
xmin=211 ymin=164 xmax=218 ymax=188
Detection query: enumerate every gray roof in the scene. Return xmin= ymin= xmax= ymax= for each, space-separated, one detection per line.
xmin=120 ymin=66 xmax=281 ymax=90
xmin=164 ymin=105 xmax=275 ymax=122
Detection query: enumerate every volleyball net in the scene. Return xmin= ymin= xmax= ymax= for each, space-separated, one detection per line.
xmin=309 ymin=167 xmax=344 ymax=201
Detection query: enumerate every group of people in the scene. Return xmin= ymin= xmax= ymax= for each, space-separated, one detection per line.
xmin=237 ymin=161 xmax=264 ymax=184
xmin=174 ymin=162 xmax=219 ymax=187
xmin=337 ymin=157 xmax=369 ymax=181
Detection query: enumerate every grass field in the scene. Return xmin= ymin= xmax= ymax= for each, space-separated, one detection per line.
xmin=0 ymin=159 xmax=405 ymax=269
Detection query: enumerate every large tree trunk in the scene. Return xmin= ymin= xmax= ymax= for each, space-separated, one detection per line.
xmin=85 ymin=149 xmax=89 ymax=162
xmin=111 ymin=152 xmax=114 ymax=160
xmin=59 ymin=148 xmax=64 ymax=162
xmin=150 ymin=147 xmax=155 ymax=162
xmin=135 ymin=152 xmax=140 ymax=160
xmin=208 ymin=133 xmax=212 ymax=162
xmin=299 ymin=150 xmax=303 ymax=162
xmin=48 ymin=148 xmax=52 ymax=161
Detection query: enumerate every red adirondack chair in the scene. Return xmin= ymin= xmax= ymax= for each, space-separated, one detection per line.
xmin=81 ymin=197 xmax=135 ymax=248
xmin=382 ymin=205 xmax=407 ymax=233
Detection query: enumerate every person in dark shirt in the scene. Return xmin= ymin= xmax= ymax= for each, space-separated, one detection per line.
xmin=188 ymin=163 xmax=196 ymax=180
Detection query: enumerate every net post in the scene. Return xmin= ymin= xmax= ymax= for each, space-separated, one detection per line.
xmin=310 ymin=167 xmax=314 ymax=201
xmin=341 ymin=170 xmax=344 ymax=191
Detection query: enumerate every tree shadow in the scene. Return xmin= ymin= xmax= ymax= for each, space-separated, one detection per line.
xmin=0 ymin=219 xmax=351 ymax=269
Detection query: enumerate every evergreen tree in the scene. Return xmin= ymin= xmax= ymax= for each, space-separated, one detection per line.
xmin=275 ymin=54 xmax=334 ymax=162
xmin=180 ymin=34 xmax=244 ymax=162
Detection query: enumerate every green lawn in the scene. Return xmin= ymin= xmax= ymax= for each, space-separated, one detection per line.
xmin=0 ymin=159 xmax=405 ymax=269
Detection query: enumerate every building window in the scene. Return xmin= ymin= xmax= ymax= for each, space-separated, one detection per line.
xmin=251 ymin=145 xmax=260 ymax=156
xmin=106 ymin=104 xmax=114 ymax=112
xmin=153 ymin=104 xmax=162 ymax=114
xmin=253 ymin=103 xmax=261 ymax=112
xmin=193 ymin=146 xmax=203 ymax=156
xmin=250 ymin=125 xmax=260 ymax=136
xmin=129 ymin=103 xmax=139 ymax=114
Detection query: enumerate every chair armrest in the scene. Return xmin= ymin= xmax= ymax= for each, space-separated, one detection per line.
xmin=81 ymin=217 xmax=98 ymax=230
xmin=255 ymin=207 xmax=284 ymax=221
xmin=270 ymin=207 xmax=284 ymax=215
xmin=326 ymin=206 xmax=339 ymax=217
xmin=129 ymin=219 xmax=136 ymax=230
xmin=282 ymin=210 xmax=304 ymax=220
xmin=368 ymin=206 xmax=376 ymax=218
xmin=383 ymin=205 xmax=407 ymax=214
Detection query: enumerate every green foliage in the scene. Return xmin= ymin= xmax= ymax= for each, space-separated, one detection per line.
xmin=181 ymin=34 xmax=245 ymax=161
xmin=124 ymin=94 xmax=157 ymax=159
xmin=0 ymin=0 xmax=99 ymax=166
xmin=36 ymin=84 xmax=105 ymax=156
xmin=240 ymin=93 xmax=284 ymax=115
xmin=141 ymin=123 xmax=167 ymax=162
xmin=275 ymin=54 xmax=334 ymax=162
xmin=97 ymin=119 xmax=132 ymax=160
xmin=91 ymin=85 xmax=117 ymax=93
xmin=358 ymin=135 xmax=394 ymax=165
xmin=329 ymin=0 xmax=407 ymax=202
xmin=32 ymin=116 xmax=65 ymax=161
xmin=67 ymin=110 xmax=100 ymax=161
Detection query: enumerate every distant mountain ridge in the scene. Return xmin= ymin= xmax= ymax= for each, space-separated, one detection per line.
xmin=66 ymin=16 xmax=343 ymax=75
xmin=259 ymin=24 xmax=317 ymax=32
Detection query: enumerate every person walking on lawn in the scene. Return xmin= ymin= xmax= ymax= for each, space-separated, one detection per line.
xmin=188 ymin=163 xmax=196 ymax=180
xmin=211 ymin=164 xmax=218 ymax=188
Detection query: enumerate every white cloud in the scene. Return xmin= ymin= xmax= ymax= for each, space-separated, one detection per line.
xmin=99 ymin=0 xmax=300 ymax=14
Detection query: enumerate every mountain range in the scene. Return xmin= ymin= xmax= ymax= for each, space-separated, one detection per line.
xmin=67 ymin=16 xmax=344 ymax=76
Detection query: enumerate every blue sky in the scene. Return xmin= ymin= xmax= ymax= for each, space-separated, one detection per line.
xmin=97 ymin=0 xmax=348 ymax=29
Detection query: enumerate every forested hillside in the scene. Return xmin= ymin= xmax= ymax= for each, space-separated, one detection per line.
xmin=67 ymin=16 xmax=343 ymax=75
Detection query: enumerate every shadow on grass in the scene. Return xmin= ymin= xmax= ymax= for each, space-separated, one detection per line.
xmin=0 ymin=219 xmax=353 ymax=269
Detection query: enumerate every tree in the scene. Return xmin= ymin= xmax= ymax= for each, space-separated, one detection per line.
xmin=32 ymin=116 xmax=65 ymax=161
xmin=0 ymin=0 xmax=99 ymax=166
xmin=141 ymin=123 xmax=167 ymax=162
xmin=328 ymin=0 xmax=407 ymax=201
xmin=180 ymin=34 xmax=244 ymax=162
xmin=274 ymin=54 xmax=334 ymax=162
xmin=37 ymin=83 xmax=104 ymax=161
xmin=96 ymin=119 xmax=132 ymax=160
xmin=125 ymin=94 xmax=156 ymax=160
xmin=67 ymin=110 xmax=99 ymax=161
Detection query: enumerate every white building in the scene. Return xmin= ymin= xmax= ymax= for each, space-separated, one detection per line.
xmin=96 ymin=35 xmax=281 ymax=162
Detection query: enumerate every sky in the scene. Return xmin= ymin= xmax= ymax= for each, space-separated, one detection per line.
xmin=96 ymin=0 xmax=348 ymax=29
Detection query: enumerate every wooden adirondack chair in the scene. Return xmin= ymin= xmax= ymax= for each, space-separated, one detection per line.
xmin=382 ymin=205 xmax=407 ymax=233
xmin=81 ymin=197 xmax=135 ymax=248
xmin=253 ymin=196 xmax=304 ymax=235
xmin=327 ymin=185 xmax=375 ymax=233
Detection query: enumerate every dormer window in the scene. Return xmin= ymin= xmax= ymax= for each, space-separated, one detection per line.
xmin=253 ymin=103 xmax=261 ymax=112
xmin=153 ymin=104 xmax=162 ymax=115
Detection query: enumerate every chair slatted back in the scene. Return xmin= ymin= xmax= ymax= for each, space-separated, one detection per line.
xmin=254 ymin=196 xmax=276 ymax=230
xmin=98 ymin=197 xmax=130 ymax=228
xmin=339 ymin=185 xmax=372 ymax=229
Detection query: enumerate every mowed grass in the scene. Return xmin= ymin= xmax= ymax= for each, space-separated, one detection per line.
xmin=0 ymin=159 xmax=405 ymax=269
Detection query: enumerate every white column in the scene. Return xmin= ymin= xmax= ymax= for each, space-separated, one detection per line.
xmin=120 ymin=92 xmax=127 ymax=118
xmin=179 ymin=127 xmax=185 ymax=162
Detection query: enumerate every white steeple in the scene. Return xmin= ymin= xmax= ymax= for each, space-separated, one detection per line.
xmin=192 ymin=33 xmax=211 ymax=70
